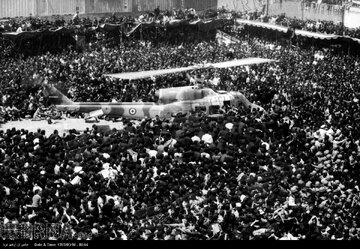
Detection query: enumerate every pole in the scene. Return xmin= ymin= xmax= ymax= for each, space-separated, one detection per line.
xmin=266 ymin=0 xmax=269 ymax=16
xmin=301 ymin=0 xmax=304 ymax=21
xmin=342 ymin=4 xmax=345 ymax=35
xmin=140 ymin=24 xmax=143 ymax=40
xmin=233 ymin=14 xmax=236 ymax=32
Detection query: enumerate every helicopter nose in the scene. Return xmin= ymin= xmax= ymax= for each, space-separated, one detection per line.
xmin=228 ymin=92 xmax=241 ymax=105
xmin=57 ymin=104 xmax=80 ymax=113
xmin=229 ymin=91 xmax=253 ymax=109
xmin=229 ymin=91 xmax=241 ymax=98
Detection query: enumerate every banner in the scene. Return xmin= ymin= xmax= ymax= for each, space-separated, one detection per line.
xmin=126 ymin=23 xmax=141 ymax=37
xmin=75 ymin=35 xmax=86 ymax=50
xmin=216 ymin=30 xmax=241 ymax=45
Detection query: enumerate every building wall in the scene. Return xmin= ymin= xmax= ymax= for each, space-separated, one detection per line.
xmin=267 ymin=0 xmax=342 ymax=23
xmin=0 ymin=0 xmax=86 ymax=18
xmin=344 ymin=7 xmax=360 ymax=29
xmin=85 ymin=0 xmax=132 ymax=14
xmin=0 ymin=0 xmax=219 ymax=18
xmin=0 ymin=0 xmax=133 ymax=18
xmin=0 ymin=0 xmax=36 ymax=18
xmin=128 ymin=0 xmax=182 ymax=12
xmin=184 ymin=0 xmax=217 ymax=11
xmin=37 ymin=0 xmax=85 ymax=16
xmin=218 ymin=0 xmax=265 ymax=12
xmin=0 ymin=0 xmax=349 ymax=24
xmin=217 ymin=0 xmax=343 ymax=23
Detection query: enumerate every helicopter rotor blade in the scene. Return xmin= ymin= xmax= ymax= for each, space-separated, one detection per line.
xmin=104 ymin=65 xmax=199 ymax=80
xmin=210 ymin=58 xmax=275 ymax=69
xmin=104 ymin=58 xmax=275 ymax=80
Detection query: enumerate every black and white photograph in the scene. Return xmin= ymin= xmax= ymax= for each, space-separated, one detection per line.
xmin=1 ymin=0 xmax=360 ymax=243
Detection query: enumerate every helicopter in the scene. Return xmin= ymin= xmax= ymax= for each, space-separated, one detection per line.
xmin=43 ymin=57 xmax=274 ymax=120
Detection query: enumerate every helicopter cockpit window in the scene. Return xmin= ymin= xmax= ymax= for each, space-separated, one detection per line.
xmin=195 ymin=106 xmax=206 ymax=113
xmin=194 ymin=89 xmax=203 ymax=100
xmin=153 ymin=91 xmax=160 ymax=103
xmin=209 ymin=105 xmax=220 ymax=114
xmin=223 ymin=101 xmax=231 ymax=109
xmin=180 ymin=89 xmax=205 ymax=101
xmin=201 ymin=89 xmax=215 ymax=97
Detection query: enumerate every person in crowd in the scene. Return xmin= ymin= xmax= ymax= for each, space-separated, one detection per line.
xmin=1 ymin=8 xmax=360 ymax=240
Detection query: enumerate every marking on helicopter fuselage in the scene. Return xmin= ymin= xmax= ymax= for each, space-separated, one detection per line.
xmin=129 ymin=108 xmax=137 ymax=115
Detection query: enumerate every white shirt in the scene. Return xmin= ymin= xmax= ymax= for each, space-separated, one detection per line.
xmin=33 ymin=185 xmax=42 ymax=193
xmin=201 ymin=134 xmax=213 ymax=144
xmin=191 ymin=136 xmax=201 ymax=142
xmin=3 ymin=186 xmax=10 ymax=196
xmin=70 ymin=176 xmax=81 ymax=185
xmin=147 ymin=149 xmax=158 ymax=158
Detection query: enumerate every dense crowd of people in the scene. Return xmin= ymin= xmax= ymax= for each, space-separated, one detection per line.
xmin=230 ymin=2 xmax=360 ymax=38
xmin=0 ymin=7 xmax=202 ymax=34
xmin=2 ymin=4 xmax=360 ymax=40
xmin=268 ymin=15 xmax=360 ymax=38
xmin=0 ymin=14 xmax=133 ymax=33
xmin=305 ymin=0 xmax=349 ymax=5
xmin=269 ymin=15 xmax=344 ymax=34
xmin=238 ymin=12 xmax=346 ymax=34
xmin=2 ymin=9 xmax=360 ymax=240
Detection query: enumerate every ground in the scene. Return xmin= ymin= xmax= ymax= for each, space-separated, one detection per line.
xmin=0 ymin=118 xmax=127 ymax=136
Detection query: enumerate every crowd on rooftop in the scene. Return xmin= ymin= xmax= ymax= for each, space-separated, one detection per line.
xmin=1 ymin=7 xmax=360 ymax=240
xmin=225 ymin=1 xmax=360 ymax=38
xmin=0 ymin=6 xmax=204 ymax=34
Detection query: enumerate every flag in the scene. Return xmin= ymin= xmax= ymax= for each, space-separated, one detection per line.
xmin=126 ymin=23 xmax=141 ymax=37
xmin=216 ymin=30 xmax=240 ymax=45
